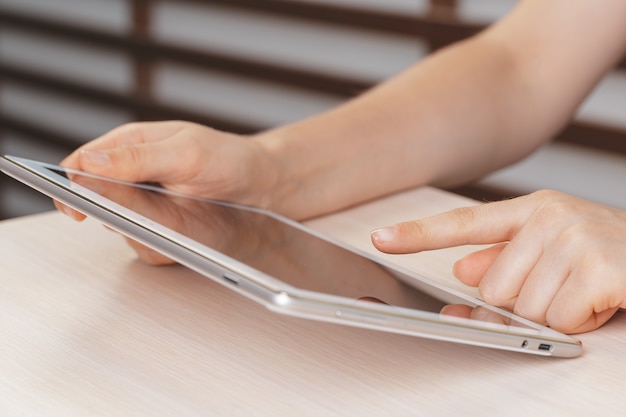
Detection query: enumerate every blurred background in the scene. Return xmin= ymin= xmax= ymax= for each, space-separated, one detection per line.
xmin=1 ymin=0 xmax=625 ymax=220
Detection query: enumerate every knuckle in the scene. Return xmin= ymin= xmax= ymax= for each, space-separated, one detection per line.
xmin=112 ymin=121 xmax=143 ymax=138
xmin=529 ymin=189 xmax=567 ymax=205
xmin=557 ymin=222 xmax=589 ymax=249
xmin=452 ymin=206 xmax=478 ymax=231
xmin=397 ymin=220 xmax=427 ymax=240
xmin=112 ymin=144 xmax=147 ymax=182
xmin=576 ymin=250 xmax=607 ymax=275
xmin=512 ymin=300 xmax=546 ymax=325
xmin=479 ymin=279 xmax=518 ymax=312
xmin=478 ymin=281 xmax=505 ymax=306
xmin=124 ymin=144 xmax=143 ymax=164
xmin=529 ymin=190 xmax=576 ymax=222
xmin=530 ymin=189 xmax=561 ymax=200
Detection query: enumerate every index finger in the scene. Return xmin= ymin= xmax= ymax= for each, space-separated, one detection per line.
xmin=371 ymin=195 xmax=537 ymax=254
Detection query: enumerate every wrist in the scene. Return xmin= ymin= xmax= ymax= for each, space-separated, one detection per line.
xmin=249 ymin=130 xmax=306 ymax=218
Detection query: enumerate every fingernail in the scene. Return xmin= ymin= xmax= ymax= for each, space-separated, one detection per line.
xmin=371 ymin=226 xmax=397 ymax=244
xmin=60 ymin=205 xmax=80 ymax=221
xmin=60 ymin=204 xmax=73 ymax=218
xmin=81 ymin=149 xmax=111 ymax=166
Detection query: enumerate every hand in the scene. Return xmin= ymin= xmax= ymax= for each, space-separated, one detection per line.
xmin=67 ymin=170 xmax=311 ymax=269
xmin=57 ymin=121 xmax=280 ymax=221
xmin=65 ymin=171 xmax=259 ymax=265
xmin=371 ymin=190 xmax=626 ymax=334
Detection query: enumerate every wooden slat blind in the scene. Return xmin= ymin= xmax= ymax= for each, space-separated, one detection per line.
xmin=1 ymin=0 xmax=625 ymax=218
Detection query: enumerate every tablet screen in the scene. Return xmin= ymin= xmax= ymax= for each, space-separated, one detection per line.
xmin=44 ymin=163 xmax=549 ymax=332
xmin=53 ymin=166 xmax=450 ymax=313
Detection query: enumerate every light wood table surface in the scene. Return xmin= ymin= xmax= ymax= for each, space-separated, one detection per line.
xmin=2 ymin=187 xmax=625 ymax=416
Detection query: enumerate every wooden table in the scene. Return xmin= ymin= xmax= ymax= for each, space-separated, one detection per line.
xmin=2 ymin=187 xmax=625 ymax=416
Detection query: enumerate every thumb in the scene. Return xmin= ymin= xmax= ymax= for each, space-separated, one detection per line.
xmin=77 ymin=142 xmax=177 ymax=183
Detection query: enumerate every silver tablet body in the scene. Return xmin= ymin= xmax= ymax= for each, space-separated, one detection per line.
xmin=1 ymin=155 xmax=583 ymax=357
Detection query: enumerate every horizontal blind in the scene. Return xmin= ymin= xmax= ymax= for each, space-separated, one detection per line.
xmin=1 ymin=0 xmax=625 ymax=218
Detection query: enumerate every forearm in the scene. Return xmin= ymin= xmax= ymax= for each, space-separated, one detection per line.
xmin=253 ymin=0 xmax=626 ymax=219
xmin=253 ymin=38 xmax=548 ymax=218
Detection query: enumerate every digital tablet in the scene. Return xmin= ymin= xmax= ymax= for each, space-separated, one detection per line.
xmin=0 ymin=155 xmax=583 ymax=357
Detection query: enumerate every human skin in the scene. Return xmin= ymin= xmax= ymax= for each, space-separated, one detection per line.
xmin=371 ymin=191 xmax=626 ymax=333
xmin=58 ymin=0 xmax=626 ymax=333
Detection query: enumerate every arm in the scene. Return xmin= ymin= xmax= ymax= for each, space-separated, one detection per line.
xmin=256 ymin=0 xmax=626 ymax=218
xmin=61 ymin=0 xmax=626 ymax=220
